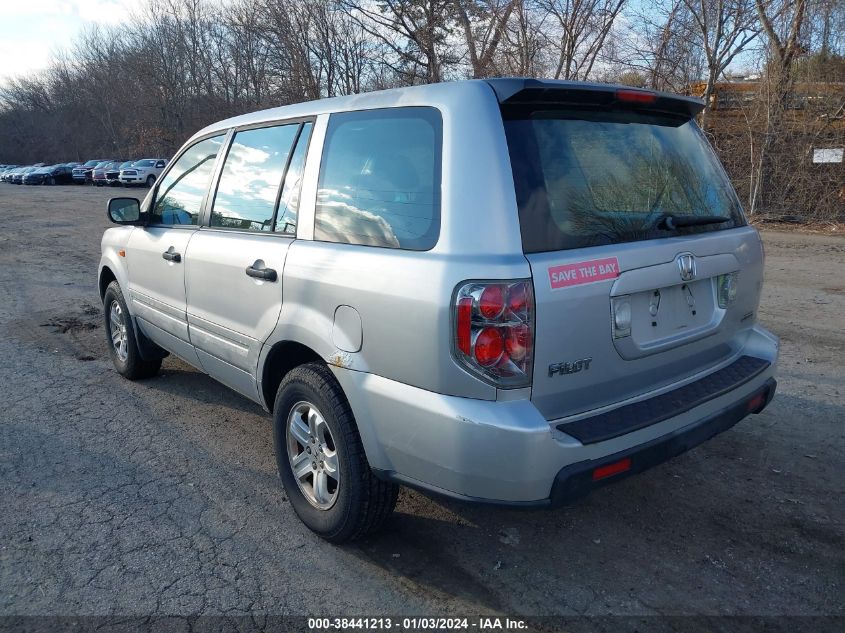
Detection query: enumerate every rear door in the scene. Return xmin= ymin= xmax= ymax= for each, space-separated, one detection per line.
xmin=501 ymin=96 xmax=765 ymax=421
xmin=184 ymin=121 xmax=313 ymax=399
xmin=126 ymin=134 xmax=226 ymax=367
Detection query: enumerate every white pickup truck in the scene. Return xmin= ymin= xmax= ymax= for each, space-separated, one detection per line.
xmin=119 ymin=159 xmax=168 ymax=187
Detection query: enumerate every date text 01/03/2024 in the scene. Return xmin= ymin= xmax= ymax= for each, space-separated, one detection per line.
xmin=307 ymin=617 xmax=529 ymax=630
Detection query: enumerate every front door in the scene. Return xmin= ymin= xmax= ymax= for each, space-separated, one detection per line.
xmin=126 ymin=134 xmax=226 ymax=367
xmin=126 ymin=227 xmax=198 ymax=366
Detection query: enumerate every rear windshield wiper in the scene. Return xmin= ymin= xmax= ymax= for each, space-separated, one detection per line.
xmin=659 ymin=214 xmax=731 ymax=230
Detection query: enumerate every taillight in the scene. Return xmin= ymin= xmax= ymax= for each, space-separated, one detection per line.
xmin=452 ymin=280 xmax=534 ymax=388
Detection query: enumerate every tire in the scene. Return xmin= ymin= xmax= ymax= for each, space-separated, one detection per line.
xmin=145 ymin=175 xmax=156 ymax=188
xmin=103 ymin=281 xmax=162 ymax=380
xmin=273 ymin=362 xmax=398 ymax=543
xmin=45 ymin=177 xmax=54 ymax=186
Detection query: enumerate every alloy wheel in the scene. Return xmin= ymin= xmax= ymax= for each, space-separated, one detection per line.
xmin=109 ymin=300 xmax=128 ymax=362
xmin=286 ymin=401 xmax=340 ymax=509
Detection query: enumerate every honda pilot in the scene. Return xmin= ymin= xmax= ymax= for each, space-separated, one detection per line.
xmin=98 ymin=79 xmax=778 ymax=542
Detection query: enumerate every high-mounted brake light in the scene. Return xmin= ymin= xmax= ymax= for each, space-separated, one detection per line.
xmin=452 ymin=280 xmax=534 ymax=388
xmin=616 ymin=89 xmax=658 ymax=104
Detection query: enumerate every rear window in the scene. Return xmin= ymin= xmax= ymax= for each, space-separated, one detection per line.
xmin=503 ymin=110 xmax=745 ymax=253
xmin=314 ymin=107 xmax=441 ymax=250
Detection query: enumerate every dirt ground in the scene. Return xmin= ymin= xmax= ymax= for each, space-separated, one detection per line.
xmin=0 ymin=184 xmax=842 ymax=619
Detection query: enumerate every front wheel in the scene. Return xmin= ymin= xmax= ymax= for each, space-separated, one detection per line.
xmin=273 ymin=363 xmax=398 ymax=543
xmin=103 ymin=281 xmax=162 ymax=380
xmin=145 ymin=175 xmax=156 ymax=188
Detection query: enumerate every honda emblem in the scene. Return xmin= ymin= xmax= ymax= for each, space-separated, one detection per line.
xmin=677 ymin=254 xmax=697 ymax=281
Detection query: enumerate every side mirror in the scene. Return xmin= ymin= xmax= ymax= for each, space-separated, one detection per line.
xmin=107 ymin=197 xmax=142 ymax=225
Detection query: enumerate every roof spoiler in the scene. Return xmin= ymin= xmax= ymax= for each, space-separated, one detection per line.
xmin=486 ymin=78 xmax=704 ymax=119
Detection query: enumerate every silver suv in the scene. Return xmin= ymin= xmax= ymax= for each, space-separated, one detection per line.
xmin=98 ymin=79 xmax=778 ymax=542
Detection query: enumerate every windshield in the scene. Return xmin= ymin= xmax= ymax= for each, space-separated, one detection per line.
xmin=120 ymin=161 xmax=134 ymax=168
xmin=134 ymin=159 xmax=156 ymax=167
xmin=503 ymin=109 xmax=745 ymax=253
xmin=84 ymin=160 xmax=100 ymax=167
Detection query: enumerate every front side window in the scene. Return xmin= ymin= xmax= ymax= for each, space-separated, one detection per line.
xmin=151 ymin=135 xmax=224 ymax=226
xmin=315 ymin=107 xmax=441 ymax=250
xmin=211 ymin=124 xmax=301 ymax=231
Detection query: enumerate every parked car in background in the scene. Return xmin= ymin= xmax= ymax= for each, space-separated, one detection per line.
xmin=12 ymin=165 xmax=43 ymax=184
xmin=25 ymin=163 xmax=77 ymax=185
xmin=73 ymin=159 xmax=111 ymax=184
xmin=0 ymin=166 xmax=18 ymax=181
xmin=6 ymin=167 xmax=25 ymax=182
xmin=23 ymin=166 xmax=54 ymax=185
xmin=8 ymin=168 xmax=23 ymax=184
xmin=119 ymin=158 xmax=167 ymax=187
xmin=106 ymin=161 xmax=134 ymax=186
xmin=92 ymin=161 xmax=119 ymax=186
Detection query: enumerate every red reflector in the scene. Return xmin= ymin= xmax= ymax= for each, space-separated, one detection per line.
xmin=474 ymin=327 xmax=504 ymax=367
xmin=592 ymin=457 xmax=632 ymax=481
xmin=616 ymin=89 xmax=658 ymax=104
xmin=456 ymin=297 xmax=473 ymax=355
xmin=505 ymin=323 xmax=530 ymax=362
xmin=747 ymin=392 xmax=766 ymax=413
xmin=479 ymin=285 xmax=505 ymax=319
xmin=508 ymin=282 xmax=529 ymax=316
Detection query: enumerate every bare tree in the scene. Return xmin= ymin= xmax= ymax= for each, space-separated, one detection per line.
xmin=341 ymin=0 xmax=457 ymax=83
xmin=682 ymin=0 xmax=761 ymax=127
xmin=454 ymin=0 xmax=517 ymax=77
xmin=756 ymin=0 xmax=807 ymax=104
xmin=537 ymin=0 xmax=627 ymax=80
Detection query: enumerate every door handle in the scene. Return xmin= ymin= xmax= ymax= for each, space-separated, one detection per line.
xmin=246 ymin=264 xmax=277 ymax=282
xmin=162 ymin=250 xmax=181 ymax=263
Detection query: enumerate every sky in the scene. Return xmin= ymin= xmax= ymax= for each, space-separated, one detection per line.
xmin=0 ymin=0 xmax=136 ymax=86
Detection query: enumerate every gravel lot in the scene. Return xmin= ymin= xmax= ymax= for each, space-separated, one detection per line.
xmin=0 ymin=184 xmax=842 ymax=618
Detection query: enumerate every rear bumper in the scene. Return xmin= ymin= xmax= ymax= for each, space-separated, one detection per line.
xmin=549 ymin=377 xmax=775 ymax=506
xmin=334 ymin=325 xmax=779 ymax=504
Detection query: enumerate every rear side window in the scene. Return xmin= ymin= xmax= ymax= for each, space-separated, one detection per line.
xmin=211 ymin=124 xmax=300 ymax=232
xmin=275 ymin=122 xmax=313 ymax=234
xmin=504 ymin=110 xmax=744 ymax=253
xmin=152 ymin=135 xmax=224 ymax=226
xmin=315 ymin=107 xmax=441 ymax=250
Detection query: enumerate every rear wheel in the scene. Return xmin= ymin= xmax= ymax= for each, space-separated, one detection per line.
xmin=273 ymin=363 xmax=398 ymax=542
xmin=103 ymin=281 xmax=162 ymax=380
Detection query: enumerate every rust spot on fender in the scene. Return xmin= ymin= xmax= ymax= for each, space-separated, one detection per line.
xmin=328 ymin=351 xmax=353 ymax=368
